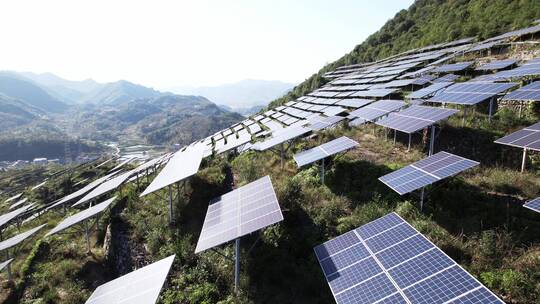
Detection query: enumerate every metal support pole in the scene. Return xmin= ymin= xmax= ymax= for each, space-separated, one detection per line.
xmin=6 ymin=250 xmax=11 ymax=281
xmin=488 ymin=98 xmax=494 ymax=123
xmin=168 ymin=186 xmax=174 ymax=224
xmin=407 ymin=134 xmax=411 ymax=151
xmin=518 ymin=102 xmax=523 ymax=119
xmin=320 ymin=158 xmax=325 ymax=184
xmin=393 ymin=130 xmax=397 ymax=144
xmin=85 ymin=220 xmax=91 ymax=253
xmin=234 ymin=238 xmax=240 ymax=292
xmin=420 ymin=188 xmax=425 ymax=211
xmin=429 ymin=126 xmax=435 ymax=156
xmin=280 ymin=144 xmax=284 ymax=170
xmin=462 ymin=107 xmax=466 ymax=127
xmin=521 ymin=148 xmax=527 ymax=173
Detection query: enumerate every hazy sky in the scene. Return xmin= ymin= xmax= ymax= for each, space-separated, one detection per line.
xmin=0 ymin=0 xmax=414 ymax=89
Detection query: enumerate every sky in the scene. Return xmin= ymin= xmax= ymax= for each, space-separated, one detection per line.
xmin=0 ymin=0 xmax=414 ymax=89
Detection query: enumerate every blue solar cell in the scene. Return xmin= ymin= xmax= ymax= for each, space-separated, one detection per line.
xmin=524 ymin=197 xmax=540 ymax=213
xmin=375 ymin=293 xmax=408 ymax=304
xmin=408 ymin=82 xmax=453 ymax=99
xmin=376 ymin=234 xmax=434 ymax=269
xmin=356 ymin=212 xmax=404 ymax=239
xmin=365 ymin=223 xmax=417 ymax=253
xmin=314 ymin=230 xmax=361 ymax=260
xmin=389 ymin=249 xmax=454 ymax=289
xmin=476 ymin=59 xmax=516 ymax=71
xmin=403 ymin=266 xmax=480 ymax=304
xmin=319 ymin=242 xmax=370 ymax=276
xmin=447 ymin=287 xmax=504 ymax=304
xmin=328 ymin=257 xmax=382 ymax=294
xmin=335 ymin=273 xmax=397 ymax=304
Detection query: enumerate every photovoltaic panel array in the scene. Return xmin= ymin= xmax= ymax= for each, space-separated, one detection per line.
xmin=475 ymin=59 xmax=516 ymax=71
xmin=74 ymin=170 xmax=132 ymax=207
xmin=46 ymin=197 xmax=116 ymax=237
xmin=0 ymin=224 xmax=46 ymax=252
xmin=294 ymin=136 xmax=359 ymax=167
xmin=252 ymin=126 xmax=311 ymax=151
xmin=0 ymin=204 xmax=34 ymax=229
xmin=141 ymin=144 xmax=205 ymax=197
xmin=348 ymin=100 xmax=405 ymax=125
xmin=47 ymin=172 xmax=117 ymax=211
xmin=379 ymin=151 xmax=479 ymax=195
xmin=85 ymin=255 xmax=175 ymax=304
xmin=501 ymin=81 xmax=540 ymax=101
xmin=314 ymin=212 xmax=504 ymax=304
xmin=376 ymin=106 xmax=458 ymax=133
xmin=432 ymin=74 xmax=459 ymax=83
xmin=494 ymin=122 xmax=540 ymax=151
xmin=428 ymin=82 xmax=517 ymax=105
xmin=408 ymin=82 xmax=453 ymax=99
xmin=490 ymin=58 xmax=540 ymax=79
xmin=432 ymin=61 xmax=473 ymax=73
xmin=523 ymin=197 xmax=540 ymax=213
xmin=9 ymin=198 xmax=28 ymax=210
xmin=195 ymin=175 xmax=283 ymax=253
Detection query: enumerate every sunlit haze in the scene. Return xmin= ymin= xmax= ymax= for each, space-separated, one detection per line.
xmin=0 ymin=0 xmax=414 ymax=88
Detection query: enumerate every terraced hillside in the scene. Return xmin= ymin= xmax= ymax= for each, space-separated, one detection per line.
xmin=1 ymin=12 xmax=540 ymax=304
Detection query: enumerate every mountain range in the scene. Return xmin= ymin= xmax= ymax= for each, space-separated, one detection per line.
xmin=0 ymin=72 xmax=244 ymax=160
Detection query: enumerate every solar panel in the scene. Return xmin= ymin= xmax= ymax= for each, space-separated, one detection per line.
xmin=432 ymin=61 xmax=473 ymax=73
xmin=432 ymin=74 xmax=459 ymax=83
xmin=501 ymin=81 xmax=540 ymax=101
xmin=336 ymin=98 xmax=373 ymax=108
xmin=524 ymin=197 xmax=540 ymax=213
xmin=9 ymin=198 xmax=28 ymax=210
xmin=376 ymin=106 xmax=458 ymax=134
xmin=379 ymin=151 xmax=479 ymax=195
xmin=215 ymin=132 xmax=251 ymax=155
xmin=95 ymin=158 xmax=114 ymax=168
xmin=294 ymin=136 xmax=359 ymax=167
xmin=408 ymin=82 xmax=453 ymax=99
xmin=47 ymin=197 xmax=116 ymax=237
xmin=475 ymin=59 xmax=517 ymax=71
xmin=494 ymin=122 xmax=540 ymax=151
xmin=85 ymin=255 xmax=175 ymax=304
xmin=306 ymin=116 xmax=345 ymax=131
xmin=47 ymin=172 xmax=118 ymax=211
xmin=350 ymin=89 xmax=397 ymax=98
xmin=31 ymin=181 xmax=47 ymax=191
xmin=490 ymin=59 xmax=540 ymax=79
xmin=0 ymin=204 xmax=34 ymax=229
xmin=252 ymin=126 xmax=311 ymax=151
xmin=4 ymin=193 xmax=22 ymax=204
xmin=0 ymin=259 xmax=13 ymax=272
xmin=140 ymin=144 xmax=205 ymax=197
xmin=348 ymin=100 xmax=406 ymax=124
xmin=195 ymin=175 xmax=283 ymax=253
xmin=0 ymin=224 xmax=46 ymax=252
xmin=428 ymin=82 xmax=518 ymax=105
xmin=314 ymin=212 xmax=503 ymax=304
xmin=110 ymin=157 xmax=135 ymax=172
xmin=74 ymin=170 xmax=132 ymax=207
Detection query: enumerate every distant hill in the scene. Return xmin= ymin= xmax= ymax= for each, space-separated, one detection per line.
xmin=169 ymin=79 xmax=295 ymax=109
xmin=0 ymin=74 xmax=68 ymax=113
xmin=80 ymin=80 xmax=163 ymax=105
xmin=18 ymin=72 xmax=102 ymax=104
xmin=0 ymin=94 xmax=46 ymax=131
xmin=65 ymin=94 xmax=244 ymax=145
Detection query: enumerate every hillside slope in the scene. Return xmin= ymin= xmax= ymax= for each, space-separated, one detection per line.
xmin=80 ymin=80 xmax=162 ymax=105
xmin=0 ymin=75 xmax=68 ymax=113
xmin=270 ymin=0 xmax=540 ymax=108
